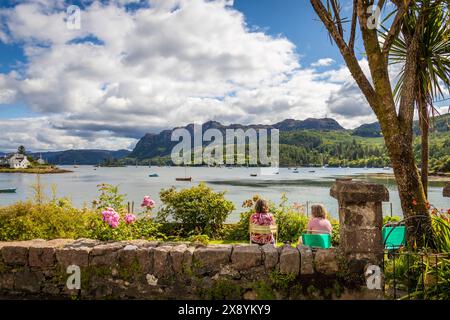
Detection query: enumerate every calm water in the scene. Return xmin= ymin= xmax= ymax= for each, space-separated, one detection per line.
xmin=0 ymin=166 xmax=448 ymax=222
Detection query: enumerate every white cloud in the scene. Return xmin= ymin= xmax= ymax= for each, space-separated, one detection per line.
xmin=0 ymin=0 xmax=377 ymax=151
xmin=311 ymin=58 xmax=335 ymax=67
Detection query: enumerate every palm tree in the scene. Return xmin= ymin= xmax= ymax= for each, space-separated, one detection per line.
xmin=309 ymin=0 xmax=442 ymax=247
xmin=388 ymin=1 xmax=450 ymax=196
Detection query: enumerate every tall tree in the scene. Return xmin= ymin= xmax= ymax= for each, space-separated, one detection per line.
xmin=309 ymin=0 xmax=440 ymax=247
xmin=17 ymin=145 xmax=26 ymax=155
xmin=388 ymin=1 xmax=449 ymax=196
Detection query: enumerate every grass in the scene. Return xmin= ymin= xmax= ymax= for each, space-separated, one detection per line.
xmin=0 ymin=167 xmax=72 ymax=174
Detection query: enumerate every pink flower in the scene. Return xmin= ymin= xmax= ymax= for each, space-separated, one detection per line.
xmin=141 ymin=196 xmax=155 ymax=209
xmin=102 ymin=207 xmax=120 ymax=228
xmin=125 ymin=213 xmax=136 ymax=225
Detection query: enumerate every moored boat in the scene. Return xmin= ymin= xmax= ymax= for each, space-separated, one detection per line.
xmin=176 ymin=177 xmax=192 ymax=181
xmin=0 ymin=188 xmax=16 ymax=193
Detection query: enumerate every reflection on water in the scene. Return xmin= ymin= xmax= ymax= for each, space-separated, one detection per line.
xmin=0 ymin=166 xmax=448 ymax=222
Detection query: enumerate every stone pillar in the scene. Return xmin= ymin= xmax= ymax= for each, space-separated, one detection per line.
xmin=330 ymin=178 xmax=389 ymax=273
xmin=444 ymin=182 xmax=450 ymax=198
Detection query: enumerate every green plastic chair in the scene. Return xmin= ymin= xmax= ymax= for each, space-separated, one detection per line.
xmin=301 ymin=233 xmax=331 ymax=249
xmin=382 ymin=225 xmax=406 ymax=250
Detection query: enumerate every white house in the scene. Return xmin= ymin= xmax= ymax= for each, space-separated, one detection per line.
xmin=8 ymin=153 xmax=31 ymax=169
xmin=36 ymin=154 xmax=46 ymax=165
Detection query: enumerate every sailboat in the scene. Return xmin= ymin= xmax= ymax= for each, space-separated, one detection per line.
xmin=73 ymin=160 xmax=78 ymax=168
xmin=176 ymin=165 xmax=192 ymax=181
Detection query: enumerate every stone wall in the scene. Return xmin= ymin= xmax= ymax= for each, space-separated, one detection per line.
xmin=0 ymin=239 xmax=381 ymax=300
xmin=0 ymin=179 xmax=391 ymax=300
xmin=444 ymin=182 xmax=450 ymax=197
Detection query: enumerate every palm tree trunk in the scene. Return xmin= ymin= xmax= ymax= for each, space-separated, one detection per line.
xmin=419 ymin=96 xmax=429 ymax=196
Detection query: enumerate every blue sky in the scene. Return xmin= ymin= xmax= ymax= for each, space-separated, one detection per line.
xmin=234 ymin=0 xmax=353 ymax=66
xmin=0 ymin=0 xmax=446 ymax=152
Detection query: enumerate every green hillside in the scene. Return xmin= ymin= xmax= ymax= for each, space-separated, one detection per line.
xmin=121 ymin=114 xmax=449 ymax=172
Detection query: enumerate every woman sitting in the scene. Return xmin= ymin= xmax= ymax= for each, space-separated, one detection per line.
xmin=307 ymin=204 xmax=333 ymax=234
xmin=250 ymin=199 xmax=276 ymax=245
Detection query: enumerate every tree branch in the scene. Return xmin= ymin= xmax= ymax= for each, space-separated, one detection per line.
xmin=348 ymin=0 xmax=357 ymax=52
xmin=310 ymin=0 xmax=378 ymax=108
xmin=382 ymin=0 xmax=411 ymax=57
xmin=330 ymin=0 xmax=344 ymax=37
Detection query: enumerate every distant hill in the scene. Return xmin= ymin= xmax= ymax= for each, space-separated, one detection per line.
xmin=274 ymin=118 xmax=344 ymax=131
xmin=32 ymin=149 xmax=131 ymax=165
xmin=353 ymin=113 xmax=449 ymax=137
xmin=352 ymin=122 xmax=382 ymax=137
xmin=129 ymin=118 xmax=345 ymax=160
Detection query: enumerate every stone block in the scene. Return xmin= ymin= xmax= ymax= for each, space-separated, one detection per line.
xmin=170 ymin=244 xmax=188 ymax=274
xmin=279 ymin=245 xmax=299 ymax=276
xmin=118 ymin=245 xmax=153 ymax=275
xmin=192 ymin=245 xmax=232 ymax=275
xmin=153 ymin=246 xmax=173 ymax=278
xmin=297 ymin=245 xmax=314 ymax=275
xmin=443 ymin=182 xmax=450 ymax=197
xmin=56 ymin=247 xmax=90 ymax=268
xmin=14 ymin=270 xmax=44 ymax=293
xmin=340 ymin=229 xmax=383 ymax=254
xmin=231 ymin=245 xmax=262 ymax=270
xmin=330 ymin=180 xmax=389 ymax=203
xmin=314 ymin=249 xmax=339 ymax=275
xmin=90 ymin=242 xmax=124 ymax=266
xmin=339 ymin=203 xmax=383 ymax=228
xmin=262 ymin=244 xmax=278 ymax=270
xmin=1 ymin=244 xmax=29 ymax=266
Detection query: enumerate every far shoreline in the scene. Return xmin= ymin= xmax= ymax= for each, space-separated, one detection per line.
xmin=354 ymin=172 xmax=450 ymax=182
xmin=0 ymin=167 xmax=73 ymax=174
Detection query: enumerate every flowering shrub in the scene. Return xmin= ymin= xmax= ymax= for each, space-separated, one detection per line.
xmin=125 ymin=213 xmax=136 ymax=224
xmin=102 ymin=207 xmax=120 ymax=228
xmin=141 ymin=196 xmax=155 ymax=210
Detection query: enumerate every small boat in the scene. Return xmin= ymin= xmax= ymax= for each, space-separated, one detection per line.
xmin=149 ymin=173 xmax=159 ymax=177
xmin=250 ymin=173 xmax=257 ymax=177
xmin=176 ymin=166 xmax=192 ymax=181
xmin=176 ymin=177 xmax=192 ymax=181
xmin=309 ymin=170 xmax=315 ymax=173
xmin=293 ymin=170 xmax=299 ymax=173
xmin=0 ymin=188 xmax=16 ymax=193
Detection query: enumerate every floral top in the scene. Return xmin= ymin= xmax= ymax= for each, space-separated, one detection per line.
xmin=250 ymin=212 xmax=275 ymax=245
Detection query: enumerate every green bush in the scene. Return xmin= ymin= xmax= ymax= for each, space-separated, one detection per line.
xmin=157 ymin=183 xmax=235 ymax=238
xmin=383 ymin=215 xmax=402 ymax=225
xmin=0 ymin=200 xmax=96 ymax=241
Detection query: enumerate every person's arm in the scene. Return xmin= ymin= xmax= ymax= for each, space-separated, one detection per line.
xmin=326 ymin=220 xmax=333 ymax=234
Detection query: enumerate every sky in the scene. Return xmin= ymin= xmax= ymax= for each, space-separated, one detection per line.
xmin=0 ymin=0 xmax=447 ymax=152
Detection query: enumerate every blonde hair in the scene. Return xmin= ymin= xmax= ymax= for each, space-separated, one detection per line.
xmin=311 ymin=204 xmax=327 ymax=219
xmin=255 ymin=199 xmax=269 ymax=214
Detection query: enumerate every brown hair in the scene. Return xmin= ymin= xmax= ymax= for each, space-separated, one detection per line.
xmin=255 ymin=199 xmax=269 ymax=214
xmin=311 ymin=204 xmax=327 ymax=219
